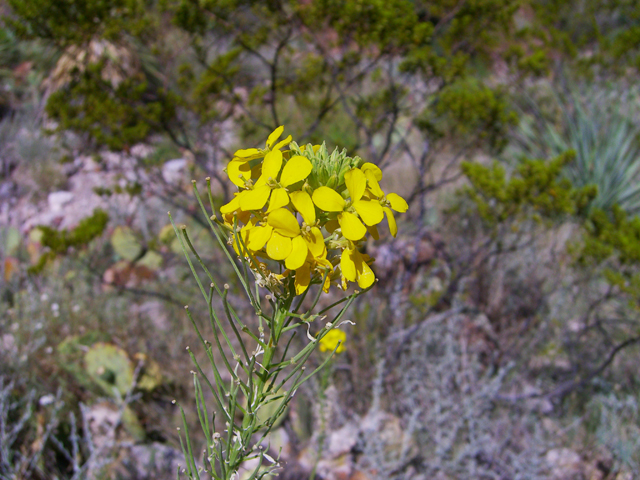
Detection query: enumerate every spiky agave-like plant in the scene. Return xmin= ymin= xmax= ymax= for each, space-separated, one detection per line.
xmin=508 ymin=83 xmax=640 ymax=216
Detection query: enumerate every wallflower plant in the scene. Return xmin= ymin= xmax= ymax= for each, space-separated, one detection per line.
xmin=169 ymin=126 xmax=406 ymax=479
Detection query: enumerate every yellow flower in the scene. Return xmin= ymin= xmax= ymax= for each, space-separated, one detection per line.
xmin=239 ymin=153 xmax=313 ymax=212
xmin=225 ymin=126 xmax=292 ymax=187
xmin=360 ymin=163 xmax=408 ymax=237
xmin=340 ymin=246 xmax=375 ymax=289
xmin=311 ymin=167 xmax=384 ymax=241
xmin=319 ymin=329 xmax=346 ymax=353
xmin=265 ymin=208 xmax=326 ymax=270
xmin=230 ymin=217 xmax=274 ymax=257
xmin=291 ymin=250 xmax=334 ymax=295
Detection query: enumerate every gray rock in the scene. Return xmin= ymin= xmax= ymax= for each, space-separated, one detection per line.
xmin=47 ymin=191 xmax=74 ymax=212
xmin=545 ymin=448 xmax=582 ymax=479
xmin=118 ymin=443 xmax=184 ymax=480
xmin=162 ymin=159 xmax=187 ymax=184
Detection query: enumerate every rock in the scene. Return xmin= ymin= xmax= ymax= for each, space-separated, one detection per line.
xmin=162 ymin=158 xmax=187 ymax=184
xmin=327 ymin=422 xmax=360 ymax=458
xmin=130 ymin=144 xmax=154 ymax=158
xmin=116 ymin=442 xmax=183 ymax=480
xmin=360 ymin=410 xmax=417 ymax=465
xmin=85 ymin=401 xmax=122 ymax=451
xmin=85 ymin=400 xmax=145 ymax=450
xmin=545 ymin=448 xmax=582 ymax=479
xmin=314 ymin=454 xmax=352 ymax=480
xmin=47 ymin=191 xmax=74 ymax=212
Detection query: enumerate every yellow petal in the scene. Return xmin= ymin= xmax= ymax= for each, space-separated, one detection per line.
xmin=247 ymin=225 xmax=273 ymax=251
xmin=220 ymin=194 xmax=241 ymax=214
xmin=280 ymin=156 xmax=312 ymax=187
xmin=386 ymin=192 xmax=408 ymax=213
xmin=266 ymin=232 xmax=292 ymax=260
xmin=294 ymin=263 xmax=311 ymax=295
xmin=262 ymin=149 xmax=283 ymax=181
xmin=344 ymin=168 xmax=367 ymax=202
xmin=305 ymin=226 xmax=326 ymax=258
xmin=227 ymin=159 xmax=252 ymax=187
xmin=338 ymin=212 xmax=367 ymax=241
xmin=266 ymin=126 xmax=284 ymax=148
xmin=340 ymin=248 xmax=357 ymax=282
xmin=355 ymin=256 xmax=375 ymax=289
xmin=364 ymin=170 xmax=384 ymax=197
xmin=312 ymin=187 xmax=345 ymax=212
xmin=353 ymin=199 xmax=384 ymax=226
xmin=290 ymin=191 xmax=316 ymax=224
xmin=234 ymin=148 xmax=261 ymax=159
xmin=383 ymin=207 xmax=397 ymax=237
xmin=286 ymin=236 xmax=308 ymax=270
xmin=267 ymin=188 xmax=290 ymax=212
xmin=272 ymin=135 xmax=292 ymax=151
xmin=361 ymin=162 xmax=382 ymax=181
xmin=267 ymin=208 xmax=301 ymax=237
xmin=240 ymin=185 xmax=271 ymax=211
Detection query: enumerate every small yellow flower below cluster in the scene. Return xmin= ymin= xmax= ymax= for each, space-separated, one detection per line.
xmin=319 ymin=329 xmax=346 ymax=353
xmin=219 ymin=126 xmax=408 ymax=295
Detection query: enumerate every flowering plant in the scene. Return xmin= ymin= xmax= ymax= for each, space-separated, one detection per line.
xmin=170 ymin=127 xmax=406 ymax=479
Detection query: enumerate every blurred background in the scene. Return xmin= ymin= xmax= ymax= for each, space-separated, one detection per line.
xmin=2 ymin=1 xmax=640 ymax=479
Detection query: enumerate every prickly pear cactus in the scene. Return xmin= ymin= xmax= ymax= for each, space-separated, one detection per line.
xmin=84 ymin=342 xmax=134 ymax=396
xmin=110 ymin=226 xmax=142 ymax=261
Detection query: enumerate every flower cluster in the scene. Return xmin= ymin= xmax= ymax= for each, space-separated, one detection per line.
xmin=219 ymin=126 xmax=408 ymax=296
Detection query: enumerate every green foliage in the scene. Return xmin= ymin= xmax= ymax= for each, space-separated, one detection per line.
xmin=4 ymin=0 xmax=152 ymax=45
xmin=422 ymin=79 xmax=518 ymax=151
xmin=461 ymin=152 xmax=596 ymax=226
xmin=30 ymin=208 xmax=109 ymax=273
xmin=299 ymin=0 xmax=431 ymax=52
xmin=5 ymin=0 xmax=532 ymax=154
xmin=45 ymin=65 xmax=179 ymax=150
xmin=577 ymin=204 xmax=640 ymax=304
xmin=399 ymin=0 xmax=520 ymax=78
xmin=6 ymin=0 xmax=640 ymax=157
xmin=524 ymin=0 xmax=640 ymax=74
xmin=579 ymin=206 xmax=640 ymax=265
